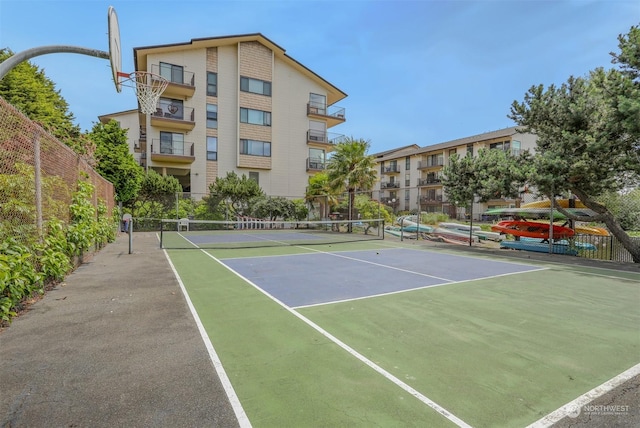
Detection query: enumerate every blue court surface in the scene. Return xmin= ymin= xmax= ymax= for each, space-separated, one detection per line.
xmin=220 ymin=248 xmax=544 ymax=307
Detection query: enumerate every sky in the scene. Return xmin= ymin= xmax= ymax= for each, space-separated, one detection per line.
xmin=0 ymin=0 xmax=638 ymax=154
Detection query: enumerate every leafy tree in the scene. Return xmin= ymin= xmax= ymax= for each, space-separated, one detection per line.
xmin=208 ymin=171 xmax=264 ymax=217
xmin=133 ymin=169 xmax=182 ymax=218
xmin=88 ymin=120 xmax=144 ymax=206
xmin=352 ymin=194 xmax=392 ymax=234
xmin=326 ymin=138 xmax=377 ymax=231
xmin=291 ymin=199 xmax=309 ymax=221
xmin=509 ymin=25 xmax=640 ymax=262
xmin=0 ymin=48 xmax=83 ymax=146
xmin=443 ymin=149 xmax=531 ymax=213
xmin=250 ymin=196 xmax=295 ymax=220
xmin=597 ymin=189 xmax=640 ymax=231
xmin=441 ymin=153 xmax=478 ymax=217
xmin=305 ymin=172 xmax=339 ymax=219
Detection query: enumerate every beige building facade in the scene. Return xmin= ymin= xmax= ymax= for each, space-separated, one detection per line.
xmin=100 ymin=33 xmax=347 ymax=198
xmin=372 ymin=127 xmax=538 ymax=220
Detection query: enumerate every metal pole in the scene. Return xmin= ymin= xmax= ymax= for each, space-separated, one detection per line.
xmin=0 ymin=45 xmax=109 ymax=80
xmin=33 ymin=132 xmax=43 ymax=242
xmin=469 ymin=199 xmax=474 ymax=247
xmin=548 ymin=196 xmax=554 ymax=254
xmin=128 ymin=218 xmax=133 ymax=254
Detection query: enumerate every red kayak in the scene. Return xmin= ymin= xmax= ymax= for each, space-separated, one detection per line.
xmin=491 ymin=220 xmax=574 ymax=239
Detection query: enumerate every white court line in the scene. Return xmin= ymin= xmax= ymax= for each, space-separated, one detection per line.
xmin=198 ymin=248 xmax=473 ymax=428
xmin=163 ymin=250 xmax=252 ymax=428
xmin=298 ymin=246 xmax=455 ymax=282
xmin=526 ymin=362 xmax=640 ymax=427
xmin=293 ymin=267 xmax=547 ymax=309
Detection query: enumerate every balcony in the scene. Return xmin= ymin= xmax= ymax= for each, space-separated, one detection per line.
xmin=306 ymin=158 xmax=326 ymax=171
xmin=419 ymin=195 xmax=443 ymax=203
xmin=380 ymin=181 xmax=400 ymax=189
xmin=151 ymin=64 xmax=195 ymax=99
xmin=380 ymin=165 xmax=400 ymax=174
xmin=307 ymin=130 xmax=347 ymax=146
xmin=150 ymin=139 xmax=195 ymax=164
xmin=307 ymin=102 xmax=346 ymax=127
xmin=417 ymin=159 xmax=444 ymax=169
xmin=417 ymin=177 xmax=442 ymax=186
xmin=150 ymin=105 xmax=195 ymax=131
xmin=380 ymin=197 xmax=400 ymax=206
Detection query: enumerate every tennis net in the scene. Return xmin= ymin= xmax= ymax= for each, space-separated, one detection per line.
xmin=159 ymin=218 xmax=386 ymax=249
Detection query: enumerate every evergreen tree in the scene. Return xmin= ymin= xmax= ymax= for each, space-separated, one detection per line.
xmin=88 ymin=120 xmax=143 ymax=206
xmin=0 ymin=48 xmax=81 ymax=145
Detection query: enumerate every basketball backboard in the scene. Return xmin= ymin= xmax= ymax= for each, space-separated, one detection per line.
xmin=108 ymin=6 xmax=122 ymax=93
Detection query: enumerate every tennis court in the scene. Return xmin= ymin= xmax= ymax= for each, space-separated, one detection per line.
xmin=163 ymin=224 xmax=640 ymax=427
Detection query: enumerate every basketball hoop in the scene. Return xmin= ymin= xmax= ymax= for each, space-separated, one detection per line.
xmin=118 ymin=71 xmax=169 ymax=115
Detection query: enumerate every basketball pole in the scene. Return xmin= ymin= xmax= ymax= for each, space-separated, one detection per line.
xmin=0 ymin=46 xmax=109 ymax=80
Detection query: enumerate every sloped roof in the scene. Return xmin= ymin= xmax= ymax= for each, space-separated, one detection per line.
xmin=133 ymin=33 xmax=347 ymax=105
xmin=413 ymin=126 xmax=522 ymax=155
xmin=371 ymin=144 xmax=420 ymax=159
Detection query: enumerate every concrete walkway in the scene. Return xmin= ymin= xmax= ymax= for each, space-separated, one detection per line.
xmin=1 ymin=232 xmax=240 ymax=428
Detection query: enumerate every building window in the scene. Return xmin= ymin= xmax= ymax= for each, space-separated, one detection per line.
xmin=159 ymin=62 xmax=183 ymax=84
xmin=466 ymin=143 xmax=474 ymax=157
xmin=405 ymin=189 xmax=410 ymax=201
xmin=206 ymin=137 xmax=217 ymax=161
xmin=240 ymin=76 xmax=271 ymax=96
xmin=249 ymin=171 xmax=259 ymax=184
xmin=157 ymin=98 xmax=183 ymax=119
xmin=405 ymin=156 xmax=410 ymax=170
xmin=240 ymin=108 xmax=271 ymax=126
xmin=405 ymin=173 xmax=410 ymax=187
xmin=240 ymin=139 xmax=271 ymax=157
xmin=427 ymin=154 xmax=443 ymax=167
xmin=511 ymin=140 xmax=521 ymax=156
xmin=489 ymin=141 xmax=511 ymax=151
xmin=207 ymin=72 xmax=217 ymax=96
xmin=159 ymin=132 xmax=184 ymax=155
xmin=206 ymin=104 xmax=217 ymax=129
xmin=309 ymin=93 xmax=326 ymax=115
xmin=309 ymin=148 xmax=325 ymax=169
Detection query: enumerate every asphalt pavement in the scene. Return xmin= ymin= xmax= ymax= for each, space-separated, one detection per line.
xmin=1 ymin=232 xmax=240 ymax=428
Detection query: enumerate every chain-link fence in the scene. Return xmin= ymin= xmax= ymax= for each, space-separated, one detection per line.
xmin=0 ymin=97 xmax=115 ymax=247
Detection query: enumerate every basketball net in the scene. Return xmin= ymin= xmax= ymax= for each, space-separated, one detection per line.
xmin=119 ymin=71 xmax=169 ymax=115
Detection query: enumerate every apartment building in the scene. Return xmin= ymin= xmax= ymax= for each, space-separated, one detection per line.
xmin=99 ymin=33 xmax=346 ymax=197
xmin=372 ymin=127 xmax=538 ymax=220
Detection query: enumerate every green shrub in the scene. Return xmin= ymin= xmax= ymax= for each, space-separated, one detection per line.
xmin=35 ymin=219 xmax=72 ymax=282
xmin=0 ymin=238 xmax=43 ymax=323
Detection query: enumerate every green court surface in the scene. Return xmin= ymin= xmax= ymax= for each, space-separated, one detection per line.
xmin=166 ymin=241 xmax=640 ymax=427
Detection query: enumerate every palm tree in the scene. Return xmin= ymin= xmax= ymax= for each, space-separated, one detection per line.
xmin=326 ymin=138 xmax=377 ymax=232
xmin=305 ymin=172 xmax=339 ymax=219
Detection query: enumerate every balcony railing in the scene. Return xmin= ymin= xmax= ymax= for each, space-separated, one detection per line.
xmin=381 ymin=165 xmax=400 ymax=174
xmin=151 ymin=64 xmax=195 ymax=87
xmin=153 ymin=105 xmax=195 ymax=121
xmin=307 ymin=103 xmax=346 ymax=122
xmin=417 ymin=177 xmax=442 ymax=186
xmin=419 ymin=195 xmax=444 ymax=203
xmin=380 ymin=197 xmax=400 ymax=206
xmin=417 ymin=159 xmax=444 ymax=169
xmin=306 ymin=158 xmax=326 ymax=171
xmin=381 ymin=182 xmax=400 ymax=189
xmin=151 ymin=139 xmax=194 ymax=158
xmin=307 ymin=130 xmax=347 ymax=145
